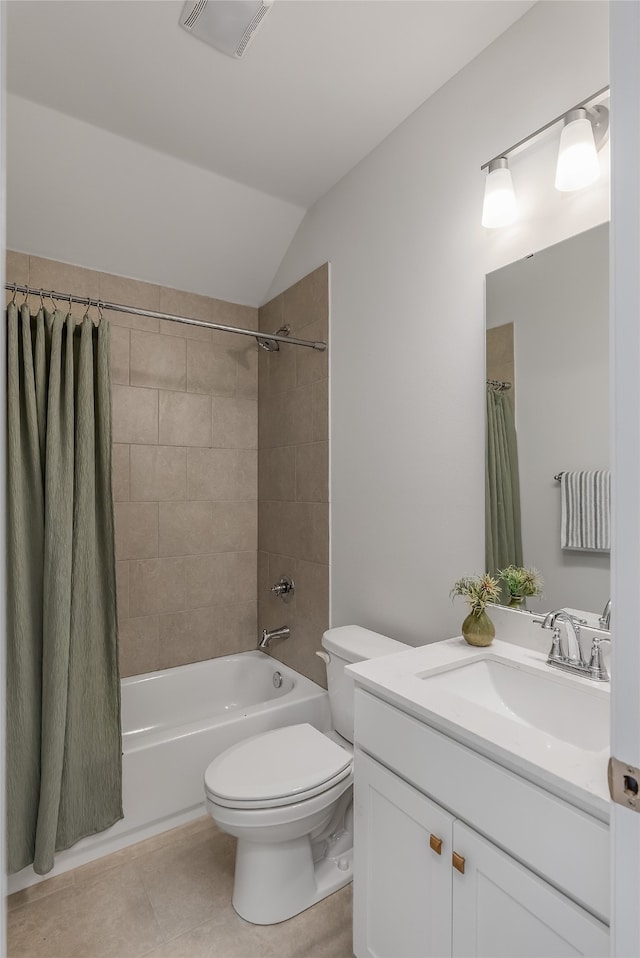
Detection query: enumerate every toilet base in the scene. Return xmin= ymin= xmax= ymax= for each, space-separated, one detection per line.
xmin=232 ymin=836 xmax=353 ymax=925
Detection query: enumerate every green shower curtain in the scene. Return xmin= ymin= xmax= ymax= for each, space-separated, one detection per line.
xmin=6 ymin=302 xmax=122 ymax=876
xmin=485 ymin=386 xmax=523 ymax=578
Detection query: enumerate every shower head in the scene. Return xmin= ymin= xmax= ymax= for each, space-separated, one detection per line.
xmin=256 ymin=337 xmax=279 ymax=352
xmin=255 ymin=324 xmax=290 ymax=352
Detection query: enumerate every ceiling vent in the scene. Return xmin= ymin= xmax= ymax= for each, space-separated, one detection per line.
xmin=180 ymin=1 xmax=274 ymax=59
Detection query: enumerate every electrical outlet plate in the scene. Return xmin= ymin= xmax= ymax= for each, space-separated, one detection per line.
xmin=609 ymin=756 xmax=640 ymax=811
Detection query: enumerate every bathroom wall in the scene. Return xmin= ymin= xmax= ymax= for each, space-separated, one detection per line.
xmin=5 ymin=250 xmax=259 ymax=677
xmin=267 ymin=1 xmax=610 ymax=645
xmin=257 ymin=264 xmax=329 ymax=687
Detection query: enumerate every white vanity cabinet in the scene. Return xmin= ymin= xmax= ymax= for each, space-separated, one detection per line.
xmin=353 ymin=689 xmax=610 ymax=958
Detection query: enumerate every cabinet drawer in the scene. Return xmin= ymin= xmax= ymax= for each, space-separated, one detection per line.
xmin=355 ymin=689 xmax=609 ymax=923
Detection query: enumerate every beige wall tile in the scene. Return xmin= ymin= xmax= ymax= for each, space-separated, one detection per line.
xmin=184 ymin=552 xmax=256 ymax=610
xmin=6 ymin=250 xmax=29 ymax=286
xmin=187 ymin=448 xmax=257 ymax=501
xmin=211 ymin=397 xmax=257 ymax=449
xmin=159 ymin=501 xmax=212 ymax=557
xmin=99 ymin=273 xmax=160 ymax=331
xmin=186 ymin=340 xmax=236 ymax=396
xmin=159 ymin=391 xmax=212 ymax=447
xmin=99 ymin=272 xmax=160 ymax=312
xmin=235 ymin=344 xmax=258 ymax=400
xmin=119 ymin=616 xmax=160 ymax=678
xmin=296 ymin=321 xmax=328 ymax=386
xmin=258 ymin=293 xmax=284 ymax=333
xmin=111 ymin=444 xmax=130 ymax=501
xmin=30 ymin=256 xmax=101 ymax=300
xmin=283 ymin=263 xmax=329 ymax=334
xmin=211 ymin=501 xmax=257 ymax=553
xmin=130 ymin=558 xmax=186 ymax=617
xmin=259 ymin=386 xmax=313 ymax=449
xmin=114 ymin=502 xmax=158 ymax=560
xmin=130 ymin=445 xmax=187 ymax=501
xmin=258 ymin=446 xmax=296 ymax=501
xmin=312 ymin=379 xmax=329 ymax=442
xmin=116 ymin=561 xmax=130 ymax=622
xmin=112 ymin=385 xmax=159 ymax=445
xmin=266 ymin=343 xmax=296 ymax=394
xmin=110 ymin=325 xmax=130 ymax=385
xmin=107 ymin=309 xmax=159 ymax=333
xmin=131 ymin=331 xmax=186 ymax=391
xmin=159 ymin=316 xmax=211 ymax=342
xmin=158 ymin=602 xmax=257 ymax=669
xmin=295 ymin=442 xmax=329 ymax=503
xmin=259 ymin=501 xmax=328 ymax=565
xmin=213 ymin=300 xmax=259 ymax=331
xmin=159 ymin=286 xmax=217 ymax=329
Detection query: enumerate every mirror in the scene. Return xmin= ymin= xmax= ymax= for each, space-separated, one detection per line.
xmin=485 ymin=223 xmax=609 ymax=616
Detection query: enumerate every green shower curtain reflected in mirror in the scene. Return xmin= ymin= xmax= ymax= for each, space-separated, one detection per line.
xmin=485 ymin=385 xmax=523 ymax=582
xmin=6 ymin=302 xmax=122 ymax=876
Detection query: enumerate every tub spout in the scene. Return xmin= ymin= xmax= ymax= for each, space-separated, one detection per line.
xmin=259 ymin=626 xmax=290 ymax=649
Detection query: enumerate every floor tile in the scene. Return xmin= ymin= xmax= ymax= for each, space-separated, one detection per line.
xmin=136 ymin=824 xmax=236 ymax=940
xmin=7 ymin=818 xmax=353 ymax=958
xmin=8 ymin=862 xmax=164 ymax=958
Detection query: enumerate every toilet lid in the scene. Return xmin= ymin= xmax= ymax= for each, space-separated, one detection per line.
xmin=204 ymin=723 xmax=352 ymax=805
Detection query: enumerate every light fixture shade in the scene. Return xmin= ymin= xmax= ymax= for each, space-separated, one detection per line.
xmin=482 ymin=158 xmax=517 ymax=229
xmin=555 ymin=110 xmax=600 ymax=192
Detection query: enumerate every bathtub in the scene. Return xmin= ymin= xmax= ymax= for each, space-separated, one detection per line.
xmin=8 ymin=651 xmax=331 ymax=893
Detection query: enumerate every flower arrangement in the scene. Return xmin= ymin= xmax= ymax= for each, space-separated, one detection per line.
xmin=450 ymin=574 xmax=501 ymax=617
xmin=497 ymin=565 xmax=543 ymax=600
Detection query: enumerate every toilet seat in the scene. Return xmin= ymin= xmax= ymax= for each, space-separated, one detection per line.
xmin=204 ymin=723 xmax=352 ymax=810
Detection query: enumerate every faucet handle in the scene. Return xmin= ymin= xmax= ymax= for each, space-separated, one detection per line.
xmin=588 ymin=635 xmax=611 ymax=681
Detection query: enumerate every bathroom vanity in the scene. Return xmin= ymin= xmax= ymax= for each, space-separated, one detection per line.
xmin=348 ymin=638 xmax=610 ymax=957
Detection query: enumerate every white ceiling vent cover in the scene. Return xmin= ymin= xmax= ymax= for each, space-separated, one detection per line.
xmin=180 ymin=1 xmax=274 ymax=59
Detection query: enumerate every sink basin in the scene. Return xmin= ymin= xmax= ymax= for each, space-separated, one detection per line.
xmin=422 ymin=658 xmax=609 ymax=752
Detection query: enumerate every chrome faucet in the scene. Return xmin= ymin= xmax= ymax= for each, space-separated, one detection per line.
xmin=533 ymin=609 xmax=610 ymax=681
xmin=599 ymin=598 xmax=611 ymax=630
xmin=540 ymin=609 xmax=586 ymax=665
xmin=259 ymin=626 xmax=290 ymax=649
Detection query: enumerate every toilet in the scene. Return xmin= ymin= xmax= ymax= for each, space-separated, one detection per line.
xmin=204 ymin=625 xmax=408 ymax=925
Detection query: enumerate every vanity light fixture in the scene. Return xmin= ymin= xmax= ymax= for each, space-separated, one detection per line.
xmin=481 ymin=158 xmax=517 ymax=229
xmin=555 ymin=106 xmax=609 ymax=192
xmin=481 ymin=85 xmax=609 ymax=226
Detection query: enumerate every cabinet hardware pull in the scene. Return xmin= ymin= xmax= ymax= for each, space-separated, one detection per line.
xmin=452 ymin=852 xmax=465 ymax=874
xmin=429 ymin=834 xmax=442 ymax=855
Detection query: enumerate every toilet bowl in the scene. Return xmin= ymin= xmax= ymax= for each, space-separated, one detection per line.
xmin=204 ymin=626 xmax=409 ymax=925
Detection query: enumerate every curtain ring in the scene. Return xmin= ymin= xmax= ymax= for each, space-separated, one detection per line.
xmin=10 ymin=283 xmax=17 ymax=305
xmin=39 ymin=289 xmax=45 ymax=310
xmin=48 ymin=291 xmax=57 ymax=312
xmin=97 ymin=301 xmax=104 ymax=322
xmin=83 ymin=298 xmax=93 ymax=322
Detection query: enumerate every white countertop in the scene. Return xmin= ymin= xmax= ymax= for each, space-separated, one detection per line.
xmin=348 ymin=636 xmax=611 ymax=821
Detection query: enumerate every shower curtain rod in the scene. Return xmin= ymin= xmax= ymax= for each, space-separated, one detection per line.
xmin=4 ymin=282 xmax=327 ymax=352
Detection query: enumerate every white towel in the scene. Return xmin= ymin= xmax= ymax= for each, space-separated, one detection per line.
xmin=560 ymin=470 xmax=610 ymax=552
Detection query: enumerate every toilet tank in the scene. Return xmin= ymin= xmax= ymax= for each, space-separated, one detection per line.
xmin=320 ymin=626 xmax=409 ymax=743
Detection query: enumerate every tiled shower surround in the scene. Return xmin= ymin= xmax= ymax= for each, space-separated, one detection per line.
xmin=6 ymin=251 xmax=329 ymax=684
xmin=258 ymin=265 xmax=330 ymax=688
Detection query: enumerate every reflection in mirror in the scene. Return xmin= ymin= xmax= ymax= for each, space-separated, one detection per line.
xmin=485 ymin=223 xmax=609 ymax=616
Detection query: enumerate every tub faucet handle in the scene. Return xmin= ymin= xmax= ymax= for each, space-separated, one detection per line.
xmin=270 ymin=575 xmax=294 ymax=600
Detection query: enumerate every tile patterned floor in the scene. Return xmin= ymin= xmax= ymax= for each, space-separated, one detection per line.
xmin=7 ymin=818 xmax=354 ymax=958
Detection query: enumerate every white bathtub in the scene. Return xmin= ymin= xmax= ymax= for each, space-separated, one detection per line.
xmin=9 ymin=651 xmax=331 ymax=893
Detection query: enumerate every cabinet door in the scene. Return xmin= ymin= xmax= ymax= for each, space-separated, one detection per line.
xmin=353 ymin=749 xmax=454 ymax=958
xmin=451 ymin=821 xmax=609 ymax=958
